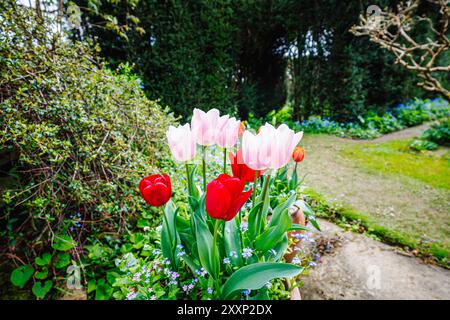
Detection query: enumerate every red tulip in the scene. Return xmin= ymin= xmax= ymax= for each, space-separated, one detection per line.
xmin=229 ymin=150 xmax=263 ymax=183
xmin=292 ymin=147 xmax=305 ymax=163
xmin=206 ymin=174 xmax=252 ymax=221
xmin=139 ymin=174 xmax=172 ymax=207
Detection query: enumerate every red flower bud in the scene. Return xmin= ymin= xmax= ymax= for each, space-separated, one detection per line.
xmin=206 ymin=174 xmax=252 ymax=221
xmin=292 ymin=147 xmax=305 ymax=163
xmin=139 ymin=174 xmax=172 ymax=207
xmin=229 ymin=150 xmax=263 ymax=183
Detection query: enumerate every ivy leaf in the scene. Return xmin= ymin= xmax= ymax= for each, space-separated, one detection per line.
xmin=11 ymin=265 xmax=34 ymax=288
xmin=35 ymin=253 xmax=52 ymax=266
xmin=32 ymin=280 xmax=53 ymax=299
xmin=54 ymin=253 xmax=71 ymax=269
xmin=52 ymin=234 xmax=76 ymax=251
xmin=34 ymin=268 xmax=49 ymax=280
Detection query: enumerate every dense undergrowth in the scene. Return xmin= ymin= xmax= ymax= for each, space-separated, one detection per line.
xmin=0 ymin=4 xmax=176 ymax=299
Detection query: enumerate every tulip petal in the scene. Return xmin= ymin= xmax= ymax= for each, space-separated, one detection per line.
xmin=142 ymin=183 xmax=171 ymax=207
xmin=223 ymin=188 xmax=253 ymax=221
xmin=206 ymin=180 xmax=231 ymax=219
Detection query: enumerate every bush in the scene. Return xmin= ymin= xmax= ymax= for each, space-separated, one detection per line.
xmin=410 ymin=118 xmax=450 ymax=151
xmin=0 ymin=3 xmax=176 ymax=298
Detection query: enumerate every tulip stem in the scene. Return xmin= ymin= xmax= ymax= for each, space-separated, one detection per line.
xmin=294 ymin=162 xmax=298 ymax=177
xmin=212 ymin=219 xmax=221 ymax=279
xmin=185 ymin=163 xmax=191 ymax=197
xmin=223 ymin=148 xmax=227 ymax=174
xmin=252 ymin=170 xmax=259 ymax=206
xmin=261 ymin=172 xmax=271 ymax=204
xmin=202 ymin=146 xmax=207 ymax=191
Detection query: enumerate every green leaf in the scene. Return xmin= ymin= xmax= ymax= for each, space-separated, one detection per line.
xmin=52 ymin=234 xmax=76 ymax=251
xmin=269 ymin=193 xmax=296 ymax=228
xmin=255 ymin=207 xmax=291 ymax=252
xmin=161 ymin=200 xmax=180 ymax=268
xmin=54 ymin=253 xmax=71 ymax=269
xmin=35 ymin=253 xmax=52 ymax=266
xmin=224 ymin=219 xmax=243 ymax=267
xmin=195 ymin=216 xmax=218 ymax=278
xmin=247 ymin=201 xmax=263 ymax=239
xmin=34 ymin=268 xmax=48 ymax=280
xmin=32 ymin=280 xmax=53 ymax=299
xmin=222 ymin=263 xmax=302 ymax=299
xmin=95 ymin=279 xmax=113 ymax=300
xmin=11 ymin=265 xmax=34 ymax=288
xmin=295 ymin=200 xmax=320 ymax=231
xmin=289 ymin=224 xmax=309 ymax=232
xmin=87 ymin=279 xmax=97 ymax=294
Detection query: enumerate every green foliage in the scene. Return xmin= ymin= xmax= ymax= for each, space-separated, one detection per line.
xmin=74 ymin=0 xmax=425 ymax=120
xmin=221 ymin=263 xmax=302 ymax=299
xmin=256 ymin=98 xmax=449 ymax=140
xmin=0 ymin=3 xmax=175 ymax=298
xmin=10 ymin=265 xmax=34 ymax=289
xmin=410 ymin=118 xmax=450 ymax=151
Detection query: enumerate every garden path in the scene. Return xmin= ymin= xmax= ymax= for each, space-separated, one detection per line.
xmin=299 ymin=124 xmax=450 ymax=299
xmin=301 ymin=219 xmax=450 ymax=300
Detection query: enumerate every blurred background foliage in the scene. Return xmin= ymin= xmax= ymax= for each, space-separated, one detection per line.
xmin=72 ymin=0 xmax=446 ymax=121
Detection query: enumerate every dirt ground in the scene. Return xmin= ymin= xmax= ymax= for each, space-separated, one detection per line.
xmin=300 ymin=219 xmax=450 ymax=300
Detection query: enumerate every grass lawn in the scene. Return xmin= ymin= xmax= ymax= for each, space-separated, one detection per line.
xmin=300 ymin=134 xmax=450 ymax=262
xmin=341 ymin=139 xmax=450 ymax=190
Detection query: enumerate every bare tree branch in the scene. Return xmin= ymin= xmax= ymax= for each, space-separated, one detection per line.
xmin=351 ymin=0 xmax=450 ymax=101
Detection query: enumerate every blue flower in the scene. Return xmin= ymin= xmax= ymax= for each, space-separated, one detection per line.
xmin=242 ymin=289 xmax=250 ymax=296
xmin=242 ymin=248 xmax=253 ymax=259
xmin=207 ymin=288 xmax=213 ymax=294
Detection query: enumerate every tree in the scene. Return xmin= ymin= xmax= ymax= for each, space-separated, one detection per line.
xmin=351 ymin=0 xmax=450 ymax=101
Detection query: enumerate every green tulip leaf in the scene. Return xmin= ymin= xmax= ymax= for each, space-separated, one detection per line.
xmin=222 ymin=262 xmax=302 ymax=299
xmin=224 ymin=219 xmax=243 ymax=267
xmin=10 ymin=265 xmax=34 ymax=288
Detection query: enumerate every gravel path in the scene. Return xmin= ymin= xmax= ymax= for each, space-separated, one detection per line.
xmin=301 ymin=219 xmax=450 ymax=300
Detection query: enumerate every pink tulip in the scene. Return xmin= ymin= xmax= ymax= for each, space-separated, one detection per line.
xmin=242 ymin=123 xmax=303 ymax=170
xmin=191 ymin=108 xmax=220 ymax=146
xmin=215 ymin=115 xmax=240 ymax=148
xmin=166 ymin=123 xmax=197 ymax=161
xmin=241 ymin=128 xmax=273 ymax=170
xmin=261 ymin=123 xmax=303 ymax=169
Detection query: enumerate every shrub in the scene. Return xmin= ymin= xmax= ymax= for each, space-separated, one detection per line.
xmin=0 ymin=3 xmax=176 ymax=298
xmin=410 ymin=118 xmax=450 ymax=151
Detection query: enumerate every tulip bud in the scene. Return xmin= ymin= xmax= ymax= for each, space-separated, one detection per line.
xmin=238 ymin=121 xmax=246 ymax=137
xmin=292 ymin=147 xmax=305 ymax=163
